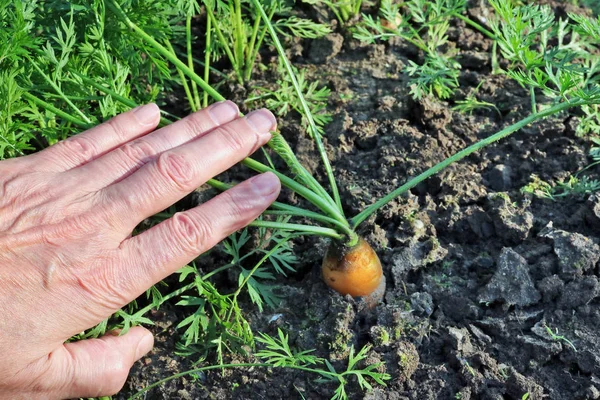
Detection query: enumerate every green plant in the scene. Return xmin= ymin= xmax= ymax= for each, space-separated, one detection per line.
xmin=302 ymin=0 xmax=364 ymax=24
xmin=203 ymin=0 xmax=330 ymax=86
xmin=453 ymin=82 xmax=500 ymax=115
xmin=545 ymin=324 xmax=578 ymax=352
xmin=247 ymin=60 xmax=333 ymax=136
xmin=354 ymin=0 xmax=466 ymax=99
xmin=130 ymin=328 xmax=390 ymax=400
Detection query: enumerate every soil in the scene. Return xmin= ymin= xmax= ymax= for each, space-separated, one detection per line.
xmin=116 ymin=1 xmax=600 ymax=399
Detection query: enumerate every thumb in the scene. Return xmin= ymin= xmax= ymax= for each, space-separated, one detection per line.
xmin=47 ymin=327 xmax=154 ymax=399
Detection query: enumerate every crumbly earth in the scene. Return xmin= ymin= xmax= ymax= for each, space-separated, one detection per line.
xmin=116 ymin=1 xmax=600 ymax=399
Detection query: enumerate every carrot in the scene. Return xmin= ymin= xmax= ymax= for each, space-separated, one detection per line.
xmin=321 ymin=238 xmax=384 ymax=299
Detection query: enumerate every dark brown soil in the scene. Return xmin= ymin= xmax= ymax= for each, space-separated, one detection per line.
xmin=116 ymin=2 xmax=600 ymax=399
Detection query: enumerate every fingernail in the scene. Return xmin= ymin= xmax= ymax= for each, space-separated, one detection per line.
xmin=250 ymin=172 xmax=280 ymax=196
xmin=246 ymin=109 xmax=277 ymax=136
xmin=208 ymin=100 xmax=239 ymax=125
xmin=133 ymin=103 xmax=160 ymax=126
xmin=135 ymin=332 xmax=154 ymax=360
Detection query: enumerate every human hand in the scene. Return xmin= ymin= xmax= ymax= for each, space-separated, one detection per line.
xmin=0 ymin=102 xmax=280 ymax=399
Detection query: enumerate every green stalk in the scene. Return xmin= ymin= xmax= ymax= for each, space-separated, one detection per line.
xmin=22 ymin=92 xmax=92 ymax=129
xmin=250 ymin=0 xmax=344 ymax=214
xmin=71 ymin=72 xmax=172 ymax=126
xmin=134 ymin=282 xmax=195 ymax=317
xmin=175 ymin=51 xmax=229 ymax=79
xmin=530 ymin=86 xmax=537 ymax=113
xmin=452 ymin=12 xmax=497 ymax=40
xmin=108 ymin=0 xmax=224 ymax=102
xmin=203 ymin=9 xmax=212 ymax=108
xmin=242 ymin=158 xmax=347 ymax=226
xmin=233 ymin=0 xmax=245 ymax=75
xmin=340 ymin=5 xmax=350 ymax=22
xmin=262 ymin=210 xmax=351 ymax=233
xmin=353 ymin=0 xmax=362 ymax=16
xmin=350 ymin=99 xmax=587 ymax=229
xmin=29 ymin=61 xmax=92 ymax=124
xmin=207 ymin=178 xmax=353 ymax=237
xmin=204 ymin=2 xmax=243 ymax=84
xmin=165 ymin=40 xmax=197 ymax=112
xmin=250 ymin=220 xmax=342 ymax=239
xmin=405 ymin=26 xmax=431 ymax=54
xmin=243 ymin=6 xmax=271 ymax=82
xmin=186 ymin=11 xmax=201 ymax=110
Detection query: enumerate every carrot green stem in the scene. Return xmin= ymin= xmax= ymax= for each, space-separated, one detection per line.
xmin=250 ymin=0 xmax=344 ymax=214
xmin=22 ymin=92 xmax=92 ymax=129
xmin=452 ymin=12 xmax=497 ymax=40
xmin=107 ymin=0 xmax=224 ymax=102
xmin=71 ymin=71 xmax=172 ymax=126
xmin=350 ymin=99 xmax=587 ymax=229
xmin=186 ymin=11 xmax=201 ymax=110
xmin=242 ymin=158 xmax=348 ymax=227
xmin=165 ymin=40 xmax=197 ymax=112
xmin=203 ymin=9 xmax=212 ymax=108
xmin=204 ymin=2 xmax=243 ymax=84
xmin=134 ymin=282 xmax=195 ymax=317
xmin=29 ymin=61 xmax=92 ymax=124
xmin=207 ymin=178 xmax=353 ymax=236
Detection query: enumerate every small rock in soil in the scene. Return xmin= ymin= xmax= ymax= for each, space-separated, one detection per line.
xmin=488 ymin=194 xmax=534 ymax=243
xmin=478 ymin=248 xmax=541 ymax=307
xmin=308 ymin=33 xmax=343 ymax=64
xmin=506 ymin=368 xmax=544 ymax=400
xmin=587 ymin=193 xmax=600 ymax=223
xmin=465 ymin=206 xmax=495 ymax=239
xmin=447 ymin=327 xmax=475 ymax=356
xmin=576 ymin=385 xmax=600 ymax=400
xmin=468 ymin=324 xmax=492 ymax=346
xmin=574 ymin=350 xmax=600 ymax=375
xmin=410 ymin=292 xmax=434 ymax=316
xmin=558 ymin=276 xmax=600 ymax=309
xmin=395 ymin=341 xmax=419 ymax=383
xmin=486 ymin=164 xmax=513 ymax=191
xmin=517 ymin=335 xmax=562 ymax=362
xmin=391 ymin=237 xmax=448 ymax=284
xmin=539 ymin=223 xmax=600 ymax=280
xmin=439 ymin=294 xmax=482 ymax=322
xmin=537 ymin=275 xmax=565 ymax=303
xmin=413 ymin=96 xmax=452 ymax=131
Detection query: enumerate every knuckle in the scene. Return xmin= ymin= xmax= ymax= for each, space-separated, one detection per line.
xmin=218 ymin=124 xmax=248 ymax=153
xmin=116 ymin=140 xmax=156 ymax=168
xmin=171 ymin=212 xmax=212 ymax=254
xmin=157 ymin=152 xmax=195 ymax=192
xmin=181 ymin=111 xmax=213 ymax=139
xmin=55 ymin=136 xmax=96 ymax=166
xmin=105 ymin=116 xmax=130 ymax=141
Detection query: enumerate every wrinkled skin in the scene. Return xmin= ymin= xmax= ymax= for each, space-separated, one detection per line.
xmin=0 ymin=102 xmax=280 ymax=399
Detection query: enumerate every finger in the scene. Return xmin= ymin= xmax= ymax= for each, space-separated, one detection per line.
xmin=118 ymin=173 xmax=280 ymax=295
xmin=74 ymin=100 xmax=240 ymax=189
xmin=33 ymin=104 xmax=161 ymax=172
xmin=102 ymin=109 xmax=276 ymax=232
xmin=45 ymin=327 xmax=153 ymax=398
